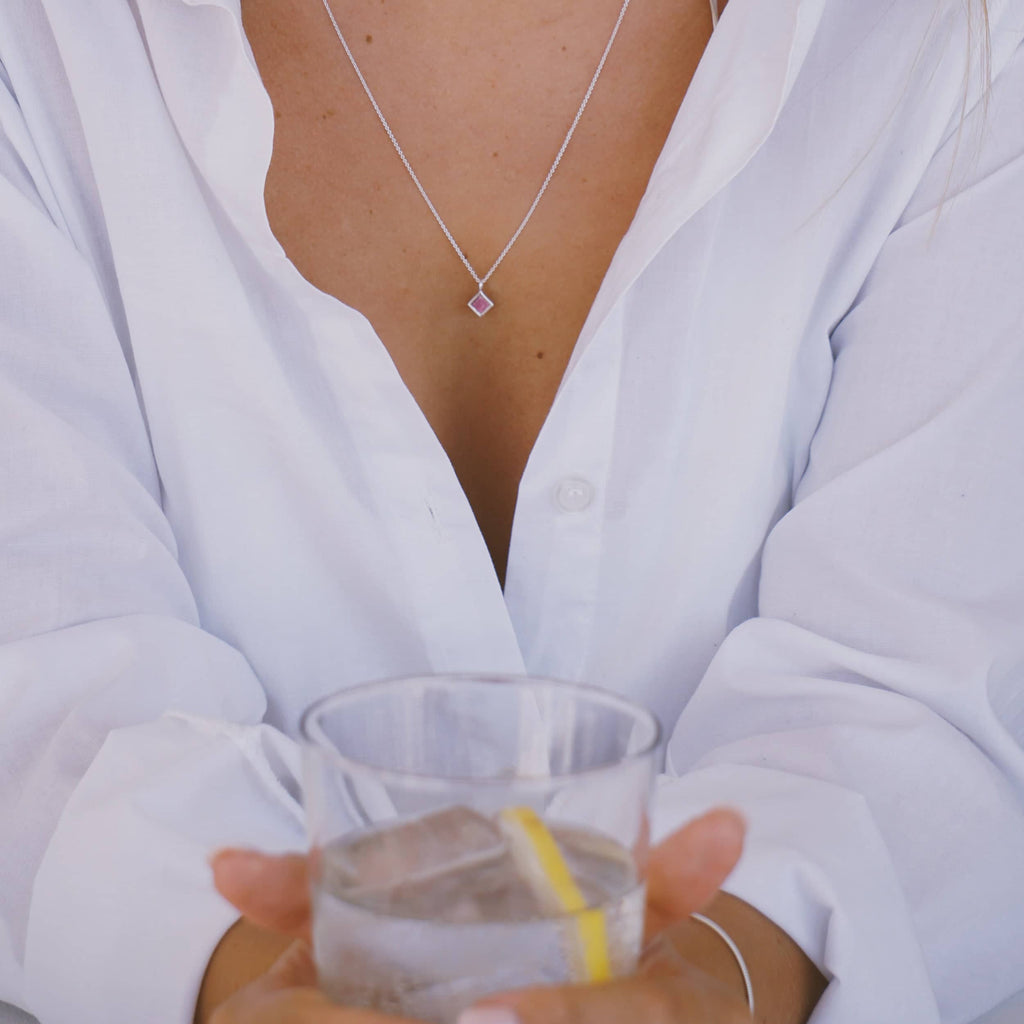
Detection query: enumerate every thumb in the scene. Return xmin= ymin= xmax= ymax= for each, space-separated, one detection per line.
xmin=644 ymin=808 xmax=745 ymax=942
xmin=210 ymin=849 xmax=313 ymax=943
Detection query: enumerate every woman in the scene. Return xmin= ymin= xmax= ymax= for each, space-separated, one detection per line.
xmin=1 ymin=0 xmax=1022 ymax=1021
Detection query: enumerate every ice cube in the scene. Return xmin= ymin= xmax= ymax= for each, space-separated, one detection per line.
xmin=322 ymin=807 xmax=502 ymax=891
xmin=320 ymin=806 xmax=547 ymax=923
xmin=377 ymin=850 xmax=542 ymax=923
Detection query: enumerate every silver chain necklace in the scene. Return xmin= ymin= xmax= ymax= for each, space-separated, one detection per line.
xmin=318 ymin=0 xmax=634 ymax=316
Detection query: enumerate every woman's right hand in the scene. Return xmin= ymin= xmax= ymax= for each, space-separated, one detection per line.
xmin=195 ymin=850 xmax=314 ymax=1021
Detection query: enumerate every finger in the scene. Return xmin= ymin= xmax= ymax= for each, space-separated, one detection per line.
xmin=213 ymin=942 xmax=422 ymax=1024
xmin=456 ymin=967 xmax=751 ymax=1024
xmin=644 ymin=808 xmax=745 ymax=942
xmin=211 ymin=849 xmax=312 ymax=942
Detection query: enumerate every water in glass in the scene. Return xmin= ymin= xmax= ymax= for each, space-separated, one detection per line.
xmin=312 ymin=805 xmax=645 ymax=1023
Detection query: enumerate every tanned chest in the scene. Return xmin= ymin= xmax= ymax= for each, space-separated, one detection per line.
xmin=241 ymin=0 xmax=712 ymax=583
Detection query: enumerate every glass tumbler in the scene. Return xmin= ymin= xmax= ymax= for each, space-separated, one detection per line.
xmin=301 ymin=673 xmax=661 ymax=1023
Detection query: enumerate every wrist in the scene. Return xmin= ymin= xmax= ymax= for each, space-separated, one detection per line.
xmin=643 ymin=893 xmax=827 ymax=1024
xmin=690 ymin=912 xmax=755 ymax=1014
xmin=194 ymin=918 xmax=293 ymax=1023
xmin=643 ymin=907 xmax=751 ymax=1009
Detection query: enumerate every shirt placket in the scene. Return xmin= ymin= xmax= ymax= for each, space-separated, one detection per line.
xmin=504 ymin=303 xmax=626 ymax=680
xmin=501 ymin=0 xmax=825 ymax=682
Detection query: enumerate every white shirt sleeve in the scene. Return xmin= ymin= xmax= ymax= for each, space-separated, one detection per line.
xmin=658 ymin=34 xmax=1024 ymax=1024
xmin=0 ymin=68 xmax=304 ymax=1024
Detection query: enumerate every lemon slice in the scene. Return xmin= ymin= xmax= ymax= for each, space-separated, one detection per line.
xmin=497 ymin=806 xmax=612 ymax=983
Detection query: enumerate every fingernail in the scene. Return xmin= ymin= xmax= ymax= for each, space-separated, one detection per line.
xmin=208 ymin=848 xmax=265 ymax=878
xmin=709 ymin=810 xmax=746 ymax=843
xmin=456 ymin=1008 xmax=521 ymax=1024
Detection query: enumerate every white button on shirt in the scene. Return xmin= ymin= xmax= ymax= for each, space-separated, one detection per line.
xmin=553 ymin=479 xmax=595 ymax=513
xmin=1 ymin=1 xmax=1024 ymax=1023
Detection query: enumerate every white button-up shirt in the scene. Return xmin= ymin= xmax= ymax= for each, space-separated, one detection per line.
xmin=2 ymin=0 xmax=1024 ymax=1021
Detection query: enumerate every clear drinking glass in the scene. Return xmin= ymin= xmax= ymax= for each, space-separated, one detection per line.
xmin=301 ymin=673 xmax=661 ymax=1023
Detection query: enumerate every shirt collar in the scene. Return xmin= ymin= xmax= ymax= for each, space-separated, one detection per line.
xmin=569 ymin=0 xmax=828 ymax=374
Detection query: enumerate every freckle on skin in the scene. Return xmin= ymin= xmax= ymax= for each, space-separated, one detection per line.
xmin=536 ymin=351 xmax=545 ymax=359
xmin=365 ymin=33 xmax=373 ymax=43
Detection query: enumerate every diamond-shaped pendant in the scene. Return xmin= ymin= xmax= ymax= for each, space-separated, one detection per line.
xmin=468 ymin=290 xmax=495 ymax=317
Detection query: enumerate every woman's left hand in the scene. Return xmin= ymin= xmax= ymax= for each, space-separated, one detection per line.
xmin=211 ymin=807 xmax=749 ymax=1023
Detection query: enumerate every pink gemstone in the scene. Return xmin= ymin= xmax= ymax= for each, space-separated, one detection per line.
xmin=468 ymin=290 xmax=494 ymax=317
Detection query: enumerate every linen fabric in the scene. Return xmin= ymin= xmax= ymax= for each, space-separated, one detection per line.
xmin=1 ymin=0 xmax=1023 ymax=1021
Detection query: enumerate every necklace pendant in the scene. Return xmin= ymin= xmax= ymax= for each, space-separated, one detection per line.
xmin=468 ymin=290 xmax=495 ymax=317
